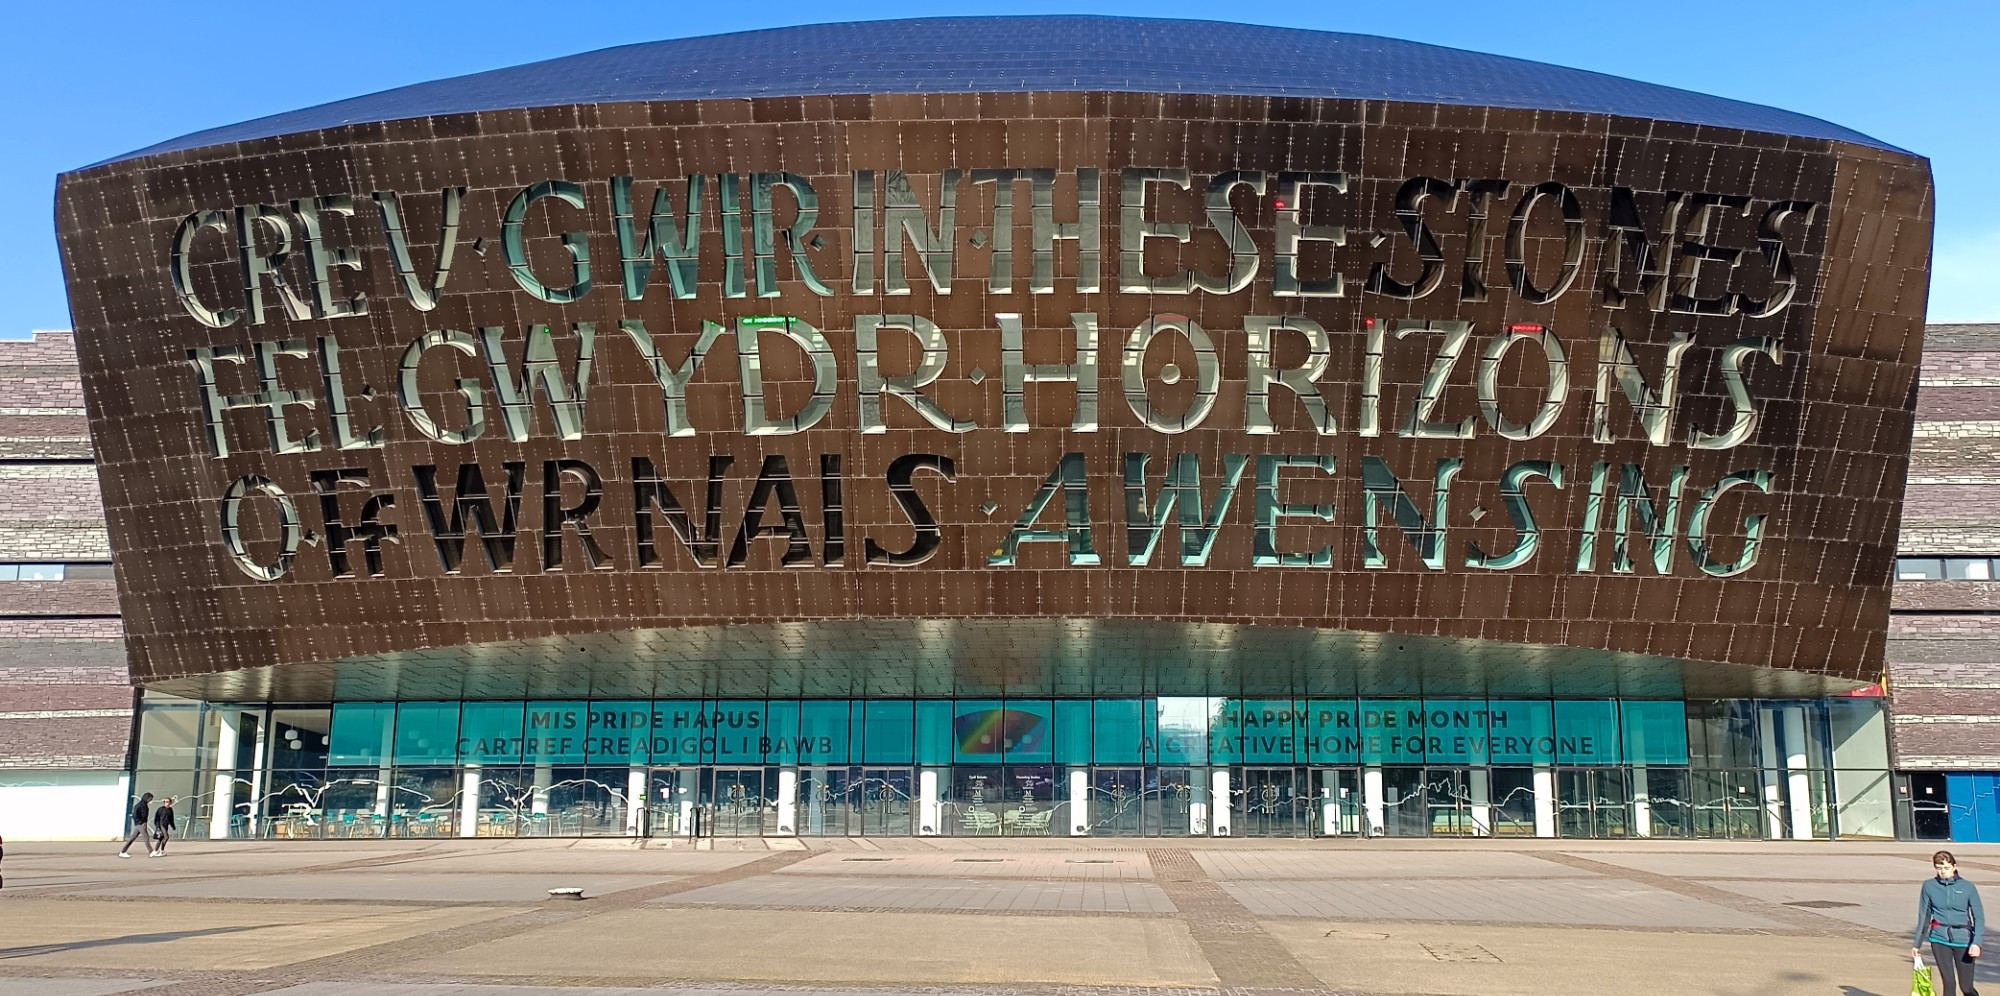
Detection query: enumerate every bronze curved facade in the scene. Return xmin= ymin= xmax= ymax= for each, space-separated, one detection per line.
xmin=55 ymin=82 xmax=1932 ymax=703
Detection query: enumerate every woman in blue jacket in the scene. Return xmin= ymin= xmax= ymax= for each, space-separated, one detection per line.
xmin=1916 ymin=850 xmax=1985 ymax=995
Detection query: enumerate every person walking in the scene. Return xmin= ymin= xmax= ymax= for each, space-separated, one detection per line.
xmin=1915 ymin=849 xmax=1985 ymax=995
xmin=149 ymin=796 xmax=177 ymax=857
xmin=116 ymin=792 xmax=152 ymax=858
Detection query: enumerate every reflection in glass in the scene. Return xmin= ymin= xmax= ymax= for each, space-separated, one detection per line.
xmin=1234 ymin=767 xmax=1307 ymax=838
xmin=389 ymin=766 xmax=460 ymax=837
xmin=646 ymin=767 xmax=696 ymax=837
xmin=122 ymin=695 xmax=1894 ymax=841
xmin=858 ymin=768 xmax=914 ymax=836
xmin=707 ymin=767 xmax=774 ymax=836
xmin=1426 ymin=768 xmax=1478 ymax=836
xmin=1091 ymin=767 xmax=1143 ymax=836
xmin=136 ymin=709 xmax=203 ymax=770
xmin=1643 ymin=767 xmax=1693 ymax=838
xmin=798 ymin=766 xmax=853 ymax=836
xmin=1557 ymin=768 xmax=1630 ymax=838
xmin=1490 ymin=766 xmax=1537 ymax=836
xmin=1692 ymin=769 xmax=1767 ymax=839
xmin=540 ymin=766 xmax=631 ymax=836
xmin=1148 ymin=766 xmax=1199 ymax=837
xmin=1380 ymin=767 xmax=1428 ymax=837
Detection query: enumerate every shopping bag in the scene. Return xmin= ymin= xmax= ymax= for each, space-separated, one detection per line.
xmin=1914 ymin=954 xmax=1937 ymax=996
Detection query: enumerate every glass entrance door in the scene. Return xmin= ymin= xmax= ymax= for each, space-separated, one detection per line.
xmin=708 ymin=767 xmax=772 ymax=836
xmin=1090 ymin=767 xmax=1143 ymax=836
xmin=1426 ymin=768 xmax=1479 ymax=837
xmin=1380 ymin=767 xmax=1429 ymax=837
xmin=1315 ymin=769 xmax=1363 ymax=836
xmin=1235 ymin=767 xmax=1306 ymax=837
xmin=1693 ymin=769 xmax=1767 ymax=839
xmin=1490 ymin=767 xmax=1537 ymax=837
xmin=857 ymin=768 xmax=914 ymax=836
xmin=1557 ymin=768 xmax=1632 ymax=838
xmin=645 ymin=767 xmax=695 ymax=837
xmin=1147 ymin=767 xmax=1197 ymax=837
xmin=797 ymin=766 xmax=854 ymax=836
xmin=1640 ymin=768 xmax=1693 ymax=838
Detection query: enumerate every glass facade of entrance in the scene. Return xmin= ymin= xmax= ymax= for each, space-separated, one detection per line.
xmin=131 ymin=695 xmax=1896 ymax=840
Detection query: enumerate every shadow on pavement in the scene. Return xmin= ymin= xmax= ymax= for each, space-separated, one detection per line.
xmin=0 ymin=925 xmax=261 ymax=960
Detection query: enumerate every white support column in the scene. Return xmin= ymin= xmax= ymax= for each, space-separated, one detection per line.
xmin=1532 ymin=766 xmax=1557 ymax=838
xmin=246 ymin=718 xmax=269 ymax=839
xmin=208 ymin=711 xmax=240 ymax=839
xmin=1211 ymin=768 xmax=1232 ymax=836
xmin=459 ymin=767 xmax=482 ymax=838
xmin=775 ymin=767 xmax=799 ymax=835
xmin=1069 ymin=769 xmax=1090 ymax=835
xmin=531 ymin=763 xmax=552 ymax=817
xmin=1759 ymin=706 xmax=1785 ymax=839
xmin=625 ymin=768 xmax=646 ymax=837
xmin=372 ymin=768 xmax=392 ymax=835
xmin=1363 ymin=767 xmax=1385 ymax=836
xmin=1784 ymin=707 xmax=1814 ymax=840
xmin=1632 ymin=764 xmax=1652 ymax=838
xmin=1469 ymin=768 xmax=1493 ymax=837
xmin=917 ymin=767 xmax=943 ymax=835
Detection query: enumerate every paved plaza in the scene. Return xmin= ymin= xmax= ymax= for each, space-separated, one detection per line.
xmin=0 ymin=837 xmax=1992 ymax=995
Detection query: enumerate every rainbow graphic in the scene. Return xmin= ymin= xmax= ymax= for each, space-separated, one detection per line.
xmin=953 ymin=708 xmax=1047 ymax=755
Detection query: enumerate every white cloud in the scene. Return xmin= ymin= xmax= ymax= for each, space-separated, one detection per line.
xmin=1929 ymin=228 xmax=2000 ymax=323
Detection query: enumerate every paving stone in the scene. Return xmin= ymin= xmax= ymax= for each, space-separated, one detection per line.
xmin=1220 ymin=877 xmax=1778 ymax=929
xmin=655 ymin=874 xmax=1174 ymax=913
xmin=1698 ymin=879 xmax=1919 ymax=933
xmin=1192 ymin=850 xmax=1583 ymax=880
xmin=84 ymin=873 xmax=670 ymax=904
xmin=779 ymin=851 xmax=1154 ymax=879
xmin=0 ymin=982 xmax=169 ymax=995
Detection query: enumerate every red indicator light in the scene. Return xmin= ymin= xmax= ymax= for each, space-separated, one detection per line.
xmin=1508 ymin=323 xmax=1545 ymax=333
xmin=1274 ymin=199 xmax=1288 ymax=210
xmin=1362 ymin=318 xmax=1375 ymax=328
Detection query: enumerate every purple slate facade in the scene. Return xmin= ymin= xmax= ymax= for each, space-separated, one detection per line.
xmin=0 ymin=331 xmax=129 ymax=766
xmin=1888 ymin=324 xmax=2000 ymax=772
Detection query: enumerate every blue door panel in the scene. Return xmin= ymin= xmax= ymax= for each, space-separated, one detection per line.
xmin=1949 ymin=774 xmax=1979 ymax=841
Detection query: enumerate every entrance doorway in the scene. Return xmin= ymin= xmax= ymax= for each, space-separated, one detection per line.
xmin=1148 ymin=767 xmax=1198 ymax=836
xmin=645 ymin=767 xmax=696 ymax=837
xmin=1234 ymin=767 xmax=1307 ymax=837
xmin=1558 ymin=768 xmax=1631 ymax=838
xmin=797 ymin=766 xmax=853 ymax=836
xmin=1490 ymin=767 xmax=1537 ymax=836
xmin=1379 ymin=767 xmax=1429 ymax=837
xmin=1692 ymin=769 xmax=1768 ymax=839
xmin=707 ymin=767 xmax=773 ymax=836
xmin=857 ymin=768 xmax=914 ymax=836
xmin=1426 ymin=768 xmax=1480 ymax=837
xmin=1315 ymin=769 xmax=1363 ymax=836
xmin=1091 ymin=767 xmax=1144 ymax=835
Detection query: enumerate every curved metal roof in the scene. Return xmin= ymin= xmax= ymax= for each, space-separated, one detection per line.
xmin=99 ymin=16 xmax=1897 ymax=167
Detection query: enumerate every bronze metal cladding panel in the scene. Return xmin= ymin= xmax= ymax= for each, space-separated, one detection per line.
xmin=52 ymin=95 xmax=1933 ymax=694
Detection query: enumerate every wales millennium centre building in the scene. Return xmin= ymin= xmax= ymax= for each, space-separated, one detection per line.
xmin=33 ymin=17 xmax=1947 ymax=841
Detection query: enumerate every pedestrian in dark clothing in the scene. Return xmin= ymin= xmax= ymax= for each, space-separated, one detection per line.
xmin=1915 ymin=849 xmax=1985 ymax=995
xmin=117 ymin=792 xmax=153 ymax=857
xmin=149 ymin=797 xmax=177 ymax=857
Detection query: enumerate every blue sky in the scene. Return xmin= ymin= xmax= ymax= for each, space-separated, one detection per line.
xmin=2 ymin=0 xmax=1992 ymax=336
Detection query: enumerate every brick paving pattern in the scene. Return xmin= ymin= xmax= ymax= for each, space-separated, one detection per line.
xmin=2 ymin=838 xmax=1993 ymax=994
xmin=658 ymin=874 xmax=1175 ymax=913
xmin=1145 ymin=849 xmax=1327 ymax=989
